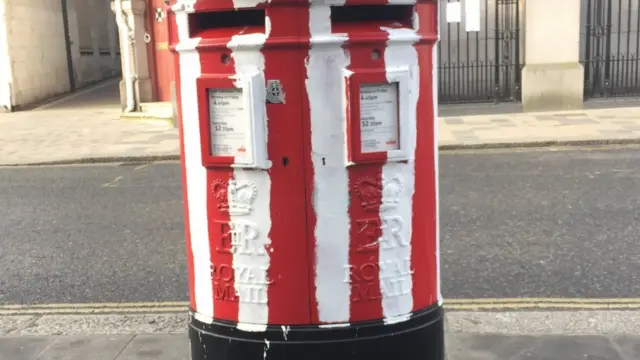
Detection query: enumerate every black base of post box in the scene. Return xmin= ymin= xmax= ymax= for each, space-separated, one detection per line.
xmin=189 ymin=304 xmax=444 ymax=360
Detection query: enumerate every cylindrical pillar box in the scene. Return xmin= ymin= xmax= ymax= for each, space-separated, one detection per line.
xmin=169 ymin=0 xmax=442 ymax=359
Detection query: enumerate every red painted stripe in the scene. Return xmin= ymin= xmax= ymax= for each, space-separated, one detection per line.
xmin=343 ymin=28 xmax=390 ymax=322
xmin=174 ymin=43 xmax=197 ymax=312
xmin=347 ymin=164 xmax=384 ymax=322
xmin=264 ymin=5 xmax=312 ymax=325
xmin=300 ymin=4 xmax=319 ymax=325
xmin=411 ymin=3 xmax=439 ymax=311
xmin=207 ymin=169 xmax=239 ymax=319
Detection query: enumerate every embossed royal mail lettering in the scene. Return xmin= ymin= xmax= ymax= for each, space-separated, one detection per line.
xmin=355 ymin=215 xmax=408 ymax=252
xmin=211 ymin=264 xmax=272 ymax=304
xmin=236 ymin=286 xmax=268 ymax=304
xmin=213 ymin=284 xmax=268 ymax=304
xmin=344 ymin=258 xmax=413 ymax=302
xmin=216 ymin=220 xmax=267 ymax=255
xmin=211 ymin=264 xmax=271 ymax=285
xmin=214 ymin=283 xmax=236 ymax=302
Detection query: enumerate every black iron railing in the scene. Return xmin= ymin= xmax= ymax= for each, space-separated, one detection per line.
xmin=582 ymin=0 xmax=640 ymax=98
xmin=438 ymin=0 xmax=522 ymax=104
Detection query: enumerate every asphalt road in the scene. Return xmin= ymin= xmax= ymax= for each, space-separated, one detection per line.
xmin=1 ymin=147 xmax=640 ymax=304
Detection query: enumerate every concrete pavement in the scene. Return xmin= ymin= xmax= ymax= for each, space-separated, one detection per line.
xmin=5 ymin=332 xmax=638 ymax=360
xmin=1 ymin=310 xmax=640 ymax=359
xmin=438 ymin=106 xmax=640 ymax=149
xmin=0 ymin=79 xmax=179 ymax=166
xmin=2 ymin=79 xmax=640 ymax=165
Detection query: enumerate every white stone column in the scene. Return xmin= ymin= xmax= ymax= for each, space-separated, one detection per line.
xmin=112 ymin=0 xmax=153 ymax=109
xmin=522 ymin=0 xmax=584 ymax=112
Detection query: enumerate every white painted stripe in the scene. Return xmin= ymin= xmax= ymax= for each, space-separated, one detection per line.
xmin=379 ymin=28 xmax=419 ymax=320
xmin=232 ymin=0 xmax=267 ymax=8
xmin=229 ymin=169 xmax=271 ymax=328
xmin=307 ymin=3 xmax=351 ymax=323
xmin=227 ymin=30 xmax=271 ymax=329
xmin=433 ymin=14 xmax=442 ymax=306
xmin=175 ymin=9 xmax=214 ymax=322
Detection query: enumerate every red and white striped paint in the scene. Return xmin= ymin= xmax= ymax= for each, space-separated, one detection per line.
xmin=379 ymin=26 xmax=420 ymax=324
xmin=174 ymin=1 xmax=214 ymax=324
xmin=433 ymin=9 xmax=442 ymax=306
xmin=173 ymin=0 xmax=439 ymax=329
xmin=306 ymin=1 xmax=439 ymax=326
xmin=226 ymin=27 xmax=271 ymax=332
xmin=306 ymin=1 xmax=352 ymax=325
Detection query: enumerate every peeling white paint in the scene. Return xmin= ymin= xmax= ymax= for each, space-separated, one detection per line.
xmin=175 ymin=8 xmax=214 ymax=322
xmin=228 ymin=25 xmax=271 ymax=330
xmin=383 ymin=313 xmax=411 ymax=325
xmin=379 ymin=27 xmax=419 ymax=321
xmin=318 ymin=322 xmax=351 ymax=329
xmin=307 ymin=2 xmax=351 ymax=324
xmin=281 ymin=325 xmax=290 ymax=340
xmin=412 ymin=9 xmax=420 ymax=31
xmin=233 ymin=0 xmax=268 ymax=9
xmin=238 ymin=322 xmax=269 ymax=332
xmin=387 ymin=0 xmax=418 ymax=4
xmin=227 ymin=28 xmax=270 ymax=169
xmin=263 ymin=339 xmax=270 ymax=359
xmin=193 ymin=312 xmax=214 ymax=325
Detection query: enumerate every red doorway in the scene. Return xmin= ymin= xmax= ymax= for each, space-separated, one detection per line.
xmin=147 ymin=0 xmax=175 ymax=102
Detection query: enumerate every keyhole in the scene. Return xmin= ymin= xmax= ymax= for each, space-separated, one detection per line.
xmin=282 ymin=157 xmax=289 ymax=167
xmin=221 ymin=53 xmax=230 ymax=65
xmin=322 ymin=157 xmax=326 ymax=166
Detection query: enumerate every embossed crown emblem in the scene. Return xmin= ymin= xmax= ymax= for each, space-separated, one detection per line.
xmin=212 ymin=179 xmax=258 ymax=216
xmin=355 ymin=176 xmax=403 ymax=213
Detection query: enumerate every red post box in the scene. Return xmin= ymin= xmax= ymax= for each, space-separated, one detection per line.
xmin=169 ymin=1 xmax=441 ymax=359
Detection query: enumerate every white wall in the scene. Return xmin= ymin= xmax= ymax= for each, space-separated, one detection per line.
xmin=5 ymin=0 xmax=70 ymax=108
xmin=0 ymin=1 xmax=13 ymax=110
xmin=0 ymin=0 xmax=120 ymax=110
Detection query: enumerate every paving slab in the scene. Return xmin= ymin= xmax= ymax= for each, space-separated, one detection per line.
xmin=35 ymin=335 xmax=133 ymax=360
xmin=609 ymin=336 xmax=640 ymax=359
xmin=0 ymin=80 xmax=178 ymax=166
xmin=0 ymin=333 xmax=635 ymax=360
xmin=117 ymin=334 xmax=187 ymax=360
xmin=0 ymin=336 xmax=53 ymax=360
xmin=445 ymin=334 xmax=541 ymax=360
xmin=513 ymin=335 xmax=624 ymax=360
xmin=445 ymin=311 xmax=640 ymax=335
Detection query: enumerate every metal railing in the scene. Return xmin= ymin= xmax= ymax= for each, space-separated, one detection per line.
xmin=438 ymin=0 xmax=522 ymax=104
xmin=582 ymin=0 xmax=640 ymax=98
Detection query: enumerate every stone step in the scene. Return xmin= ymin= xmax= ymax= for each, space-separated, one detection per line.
xmin=140 ymin=101 xmax=173 ymax=114
xmin=120 ymin=103 xmax=175 ymax=127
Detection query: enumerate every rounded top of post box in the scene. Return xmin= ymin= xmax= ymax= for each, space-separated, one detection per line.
xmin=168 ymin=0 xmax=438 ymax=52
xmin=170 ymin=0 xmax=302 ymax=13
